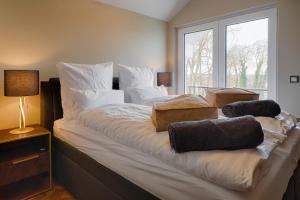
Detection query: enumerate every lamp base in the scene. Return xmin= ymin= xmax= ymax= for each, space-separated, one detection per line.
xmin=10 ymin=127 xmax=34 ymax=134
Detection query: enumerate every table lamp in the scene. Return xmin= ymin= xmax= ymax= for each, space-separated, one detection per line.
xmin=157 ymin=72 xmax=172 ymax=87
xmin=4 ymin=70 xmax=39 ymax=134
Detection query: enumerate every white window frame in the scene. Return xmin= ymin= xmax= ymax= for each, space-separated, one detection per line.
xmin=178 ymin=22 xmax=219 ymax=94
xmin=177 ymin=8 xmax=277 ymax=100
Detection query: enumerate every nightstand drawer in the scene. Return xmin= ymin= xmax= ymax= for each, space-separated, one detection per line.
xmin=0 ymin=151 xmax=49 ymax=186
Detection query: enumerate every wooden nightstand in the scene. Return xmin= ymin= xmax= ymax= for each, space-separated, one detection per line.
xmin=0 ymin=125 xmax=52 ymax=200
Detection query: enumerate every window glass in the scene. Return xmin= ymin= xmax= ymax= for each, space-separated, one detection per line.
xmin=226 ymin=18 xmax=268 ymax=99
xmin=184 ymin=29 xmax=213 ymax=96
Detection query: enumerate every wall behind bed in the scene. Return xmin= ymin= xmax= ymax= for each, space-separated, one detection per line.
xmin=0 ymin=0 xmax=167 ymax=129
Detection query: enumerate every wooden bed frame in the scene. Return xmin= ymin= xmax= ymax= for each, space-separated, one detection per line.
xmin=40 ymin=78 xmax=300 ymax=200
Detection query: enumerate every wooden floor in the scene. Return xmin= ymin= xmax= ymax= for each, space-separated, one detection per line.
xmin=29 ymin=182 xmax=75 ymax=200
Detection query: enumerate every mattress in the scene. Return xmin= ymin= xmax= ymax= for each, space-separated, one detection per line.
xmin=54 ymin=118 xmax=300 ymax=200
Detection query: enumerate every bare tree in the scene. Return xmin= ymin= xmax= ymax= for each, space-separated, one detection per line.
xmin=186 ymin=31 xmax=213 ymax=94
xmin=227 ymin=45 xmax=251 ymax=88
xmin=186 ymin=27 xmax=268 ymax=94
xmin=227 ymin=45 xmax=240 ymax=86
xmin=237 ymin=45 xmax=251 ymax=87
xmin=252 ymin=40 xmax=268 ymax=88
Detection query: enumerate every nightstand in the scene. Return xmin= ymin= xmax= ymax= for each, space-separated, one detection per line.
xmin=0 ymin=125 xmax=52 ymax=200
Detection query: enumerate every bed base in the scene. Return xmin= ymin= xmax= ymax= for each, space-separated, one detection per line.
xmin=53 ymin=135 xmax=300 ymax=200
xmin=41 ymin=78 xmax=300 ymax=200
xmin=284 ymin=163 xmax=300 ymax=200
xmin=53 ymin=137 xmax=158 ymax=200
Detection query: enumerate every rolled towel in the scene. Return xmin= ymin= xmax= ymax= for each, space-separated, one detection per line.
xmin=222 ymin=100 xmax=281 ymax=118
xmin=168 ymin=116 xmax=264 ymax=153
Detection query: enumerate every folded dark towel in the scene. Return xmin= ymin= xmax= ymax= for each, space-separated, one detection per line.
xmin=168 ymin=116 xmax=264 ymax=153
xmin=222 ymin=100 xmax=281 ymax=118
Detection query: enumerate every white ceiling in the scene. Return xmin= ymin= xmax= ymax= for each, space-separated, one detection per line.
xmin=96 ymin=0 xmax=190 ymax=21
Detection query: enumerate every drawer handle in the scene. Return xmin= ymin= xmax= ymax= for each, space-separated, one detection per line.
xmin=12 ymin=155 xmax=40 ymax=165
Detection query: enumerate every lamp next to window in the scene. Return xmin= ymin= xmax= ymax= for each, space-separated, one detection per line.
xmin=157 ymin=72 xmax=172 ymax=87
xmin=4 ymin=70 xmax=39 ymax=134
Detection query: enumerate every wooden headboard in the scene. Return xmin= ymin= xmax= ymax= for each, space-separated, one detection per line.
xmin=40 ymin=77 xmax=120 ymax=132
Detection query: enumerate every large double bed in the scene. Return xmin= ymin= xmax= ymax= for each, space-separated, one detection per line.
xmin=41 ymin=78 xmax=300 ymax=200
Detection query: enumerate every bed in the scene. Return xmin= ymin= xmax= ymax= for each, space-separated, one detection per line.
xmin=41 ymin=78 xmax=300 ymax=200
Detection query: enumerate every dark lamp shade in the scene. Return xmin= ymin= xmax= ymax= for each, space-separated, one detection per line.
xmin=157 ymin=72 xmax=172 ymax=87
xmin=4 ymin=70 xmax=39 ymax=96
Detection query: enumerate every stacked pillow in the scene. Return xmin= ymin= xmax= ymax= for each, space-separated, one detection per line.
xmin=118 ymin=64 xmax=155 ymax=90
xmin=118 ymin=64 xmax=168 ymax=103
xmin=126 ymin=85 xmax=168 ymax=105
xmin=57 ymin=62 xmax=124 ymax=119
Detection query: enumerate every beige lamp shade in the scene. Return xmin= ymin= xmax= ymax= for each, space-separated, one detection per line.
xmin=4 ymin=70 xmax=39 ymax=97
xmin=157 ymin=72 xmax=172 ymax=87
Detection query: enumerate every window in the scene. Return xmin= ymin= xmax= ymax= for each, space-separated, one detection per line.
xmin=185 ymin=28 xmax=214 ymax=96
xmin=178 ymin=8 xmax=277 ymax=99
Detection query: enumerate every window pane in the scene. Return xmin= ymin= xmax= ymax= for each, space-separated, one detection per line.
xmin=226 ymin=18 xmax=268 ymax=98
xmin=184 ymin=29 xmax=213 ymax=96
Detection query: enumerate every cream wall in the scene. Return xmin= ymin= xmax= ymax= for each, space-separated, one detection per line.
xmin=277 ymin=0 xmax=300 ymax=118
xmin=167 ymin=0 xmax=300 ymax=117
xmin=0 ymin=0 xmax=167 ymax=130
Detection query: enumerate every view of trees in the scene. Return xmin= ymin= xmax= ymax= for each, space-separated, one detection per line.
xmin=185 ymin=30 xmax=213 ymax=95
xmin=185 ymin=24 xmax=268 ymax=97
xmin=226 ymin=32 xmax=268 ymax=90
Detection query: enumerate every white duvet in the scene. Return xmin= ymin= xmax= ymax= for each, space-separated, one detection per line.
xmin=77 ymin=103 xmax=296 ymax=191
xmin=135 ymin=95 xmax=179 ymax=106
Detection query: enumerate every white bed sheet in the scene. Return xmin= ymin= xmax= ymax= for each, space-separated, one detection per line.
xmin=54 ymin=119 xmax=300 ymax=200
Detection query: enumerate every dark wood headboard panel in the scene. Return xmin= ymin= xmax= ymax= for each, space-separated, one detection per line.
xmin=41 ymin=77 xmax=119 ymax=132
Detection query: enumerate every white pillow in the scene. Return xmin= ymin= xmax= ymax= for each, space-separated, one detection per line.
xmin=127 ymin=86 xmax=168 ymax=105
xmin=118 ymin=64 xmax=155 ymax=90
xmin=68 ymin=89 xmax=124 ymax=117
xmin=58 ymin=62 xmax=113 ymax=90
xmin=57 ymin=62 xmax=113 ymax=119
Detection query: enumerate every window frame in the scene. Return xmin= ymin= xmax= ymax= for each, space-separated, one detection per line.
xmin=178 ymin=22 xmax=219 ymax=94
xmin=177 ymin=8 xmax=277 ymax=100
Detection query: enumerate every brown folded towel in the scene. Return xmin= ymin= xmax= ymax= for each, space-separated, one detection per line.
xmin=222 ymin=100 xmax=281 ymax=118
xmin=152 ymin=94 xmax=217 ymax=132
xmin=168 ymin=116 xmax=264 ymax=153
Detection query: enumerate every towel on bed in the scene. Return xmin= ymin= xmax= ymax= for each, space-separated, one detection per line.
xmin=222 ymin=100 xmax=281 ymax=118
xmin=205 ymin=88 xmax=259 ymax=108
xmin=152 ymin=94 xmax=217 ymax=132
xmin=168 ymin=116 xmax=264 ymax=153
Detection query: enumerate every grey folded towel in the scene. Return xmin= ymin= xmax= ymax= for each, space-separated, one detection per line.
xmin=168 ymin=116 xmax=264 ymax=153
xmin=222 ymin=100 xmax=281 ymax=118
